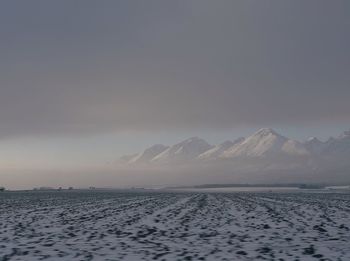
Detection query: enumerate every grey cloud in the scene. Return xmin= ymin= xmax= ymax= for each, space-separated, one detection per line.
xmin=0 ymin=0 xmax=349 ymax=138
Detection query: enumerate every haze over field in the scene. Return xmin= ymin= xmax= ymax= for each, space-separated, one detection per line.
xmin=0 ymin=0 xmax=350 ymax=189
xmin=117 ymin=128 xmax=350 ymax=185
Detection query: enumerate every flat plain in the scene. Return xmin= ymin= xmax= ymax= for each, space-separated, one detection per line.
xmin=1 ymin=190 xmax=350 ymax=260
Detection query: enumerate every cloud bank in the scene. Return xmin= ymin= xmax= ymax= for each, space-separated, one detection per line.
xmin=0 ymin=1 xmax=349 ymax=138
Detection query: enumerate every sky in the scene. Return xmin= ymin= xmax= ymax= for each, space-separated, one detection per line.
xmin=1 ymin=1 xmax=350 ymax=189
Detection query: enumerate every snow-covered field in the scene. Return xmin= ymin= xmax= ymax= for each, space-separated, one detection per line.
xmin=1 ymin=190 xmax=350 ymax=260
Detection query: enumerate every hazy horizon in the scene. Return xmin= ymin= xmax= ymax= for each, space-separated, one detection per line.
xmin=1 ymin=0 xmax=350 ymax=189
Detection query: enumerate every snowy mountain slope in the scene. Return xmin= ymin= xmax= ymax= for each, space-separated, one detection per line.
xmin=128 ymin=144 xmax=169 ymax=164
xmin=221 ymin=128 xmax=309 ymax=158
xmin=282 ymin=140 xmax=310 ymax=156
xmin=304 ymin=137 xmax=326 ymax=155
xmin=119 ymin=128 xmax=350 ymax=173
xmin=197 ymin=138 xmax=244 ymax=160
xmin=321 ymin=130 xmax=350 ymax=159
xmin=151 ymin=137 xmax=213 ymax=163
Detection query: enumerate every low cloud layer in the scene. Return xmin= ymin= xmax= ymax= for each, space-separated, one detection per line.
xmin=1 ymin=1 xmax=349 ymax=138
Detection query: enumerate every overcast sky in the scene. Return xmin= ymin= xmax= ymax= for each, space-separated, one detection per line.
xmin=1 ymin=1 xmax=349 ymax=188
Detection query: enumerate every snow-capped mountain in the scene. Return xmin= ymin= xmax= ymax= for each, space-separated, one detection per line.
xmin=321 ymin=130 xmax=350 ymax=159
xmin=197 ymin=138 xmax=244 ymax=160
xmin=128 ymin=144 xmax=169 ymax=164
xmin=221 ymin=128 xmax=309 ymax=158
xmin=119 ymin=128 xmax=350 ymax=174
xmin=304 ymin=137 xmax=326 ymax=155
xmin=151 ymin=137 xmax=213 ymax=163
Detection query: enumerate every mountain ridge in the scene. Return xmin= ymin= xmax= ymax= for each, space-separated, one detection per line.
xmin=119 ymin=128 xmax=350 ymax=172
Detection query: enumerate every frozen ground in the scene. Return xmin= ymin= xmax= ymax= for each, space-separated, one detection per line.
xmin=1 ymin=190 xmax=350 ymax=260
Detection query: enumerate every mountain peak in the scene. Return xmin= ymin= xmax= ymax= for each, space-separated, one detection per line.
xmin=198 ymin=140 xmax=236 ymax=160
xmin=221 ymin=128 xmax=308 ymax=158
xmin=306 ymin=137 xmax=322 ymax=144
xmin=176 ymin=137 xmax=209 ymax=147
xmin=254 ymin=128 xmax=280 ymax=137
xmin=151 ymin=137 xmax=212 ymax=163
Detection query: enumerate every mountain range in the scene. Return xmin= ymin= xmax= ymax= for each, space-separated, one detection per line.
xmin=119 ymin=128 xmax=350 ymax=176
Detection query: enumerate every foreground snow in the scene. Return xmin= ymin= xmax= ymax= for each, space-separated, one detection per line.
xmin=1 ymin=190 xmax=350 ymax=260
